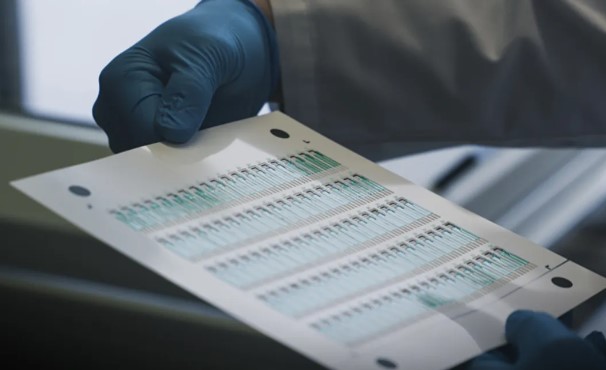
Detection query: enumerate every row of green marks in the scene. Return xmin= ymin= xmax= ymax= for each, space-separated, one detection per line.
xmin=157 ymin=175 xmax=391 ymax=261
xmin=255 ymin=223 xmax=480 ymax=316
xmin=208 ymin=198 xmax=436 ymax=289
xmin=109 ymin=150 xmax=342 ymax=232
xmin=310 ymin=246 xmax=531 ymax=346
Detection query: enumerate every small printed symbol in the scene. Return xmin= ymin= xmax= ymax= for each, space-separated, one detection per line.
xmin=303 ymin=139 xmax=311 ymax=144
xmin=87 ymin=204 xmax=93 ymax=209
xmin=545 ymin=265 xmax=550 ymax=270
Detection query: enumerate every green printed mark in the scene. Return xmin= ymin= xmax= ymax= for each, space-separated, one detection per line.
xmin=188 ymin=186 xmax=216 ymax=207
xmin=285 ymin=157 xmax=314 ymax=176
xmin=167 ymin=193 xmax=195 ymax=213
xmin=353 ymin=174 xmax=385 ymax=193
xmin=417 ymin=293 xmax=451 ymax=309
xmin=110 ymin=210 xmax=131 ymax=227
xmin=291 ymin=155 xmax=319 ymax=174
xmin=111 ymin=208 xmax=145 ymax=231
xmin=497 ymin=248 xmax=528 ymax=266
xmin=112 ymin=153 xmax=345 ymax=231
xmin=310 ymin=150 xmax=340 ymax=167
xmin=301 ymin=152 xmax=331 ymax=171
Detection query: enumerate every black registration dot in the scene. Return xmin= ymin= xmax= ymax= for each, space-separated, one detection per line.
xmin=551 ymin=277 xmax=573 ymax=288
xmin=68 ymin=185 xmax=91 ymax=197
xmin=270 ymin=128 xmax=290 ymax=139
xmin=376 ymin=358 xmax=398 ymax=369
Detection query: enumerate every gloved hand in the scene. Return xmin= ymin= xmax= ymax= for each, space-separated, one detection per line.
xmin=93 ymin=0 xmax=279 ymax=153
xmin=460 ymin=310 xmax=606 ymax=370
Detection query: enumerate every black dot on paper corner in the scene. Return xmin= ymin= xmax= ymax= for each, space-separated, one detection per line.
xmin=376 ymin=358 xmax=398 ymax=369
xmin=270 ymin=128 xmax=290 ymax=139
xmin=551 ymin=277 xmax=573 ymax=288
xmin=69 ymin=185 xmax=91 ymax=197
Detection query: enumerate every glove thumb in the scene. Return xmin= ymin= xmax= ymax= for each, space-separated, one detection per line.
xmin=154 ymin=70 xmax=215 ymax=144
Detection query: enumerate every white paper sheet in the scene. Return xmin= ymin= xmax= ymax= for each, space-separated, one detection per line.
xmin=12 ymin=112 xmax=606 ymax=370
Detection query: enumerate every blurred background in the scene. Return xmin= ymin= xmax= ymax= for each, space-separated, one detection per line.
xmin=1 ymin=1 xmax=605 ymax=369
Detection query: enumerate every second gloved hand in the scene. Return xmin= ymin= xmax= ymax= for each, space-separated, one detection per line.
xmin=461 ymin=310 xmax=606 ymax=370
xmin=93 ymin=0 xmax=279 ymax=153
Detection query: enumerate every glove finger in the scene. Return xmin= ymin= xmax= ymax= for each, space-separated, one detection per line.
xmin=93 ymin=48 xmax=165 ymax=153
xmin=505 ymin=310 xmax=578 ymax=354
xmin=154 ymin=69 xmax=215 ymax=144
xmin=585 ymin=331 xmax=606 ymax=357
xmin=507 ymin=312 xmax=606 ymax=370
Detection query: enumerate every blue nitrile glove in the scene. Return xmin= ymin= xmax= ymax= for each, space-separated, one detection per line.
xmin=460 ymin=310 xmax=606 ymax=370
xmin=93 ymin=0 xmax=279 ymax=153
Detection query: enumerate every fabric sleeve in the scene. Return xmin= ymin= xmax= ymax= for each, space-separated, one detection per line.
xmin=271 ymin=0 xmax=606 ymax=160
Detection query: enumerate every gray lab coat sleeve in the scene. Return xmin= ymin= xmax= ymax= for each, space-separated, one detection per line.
xmin=270 ymin=0 xmax=606 ymax=159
